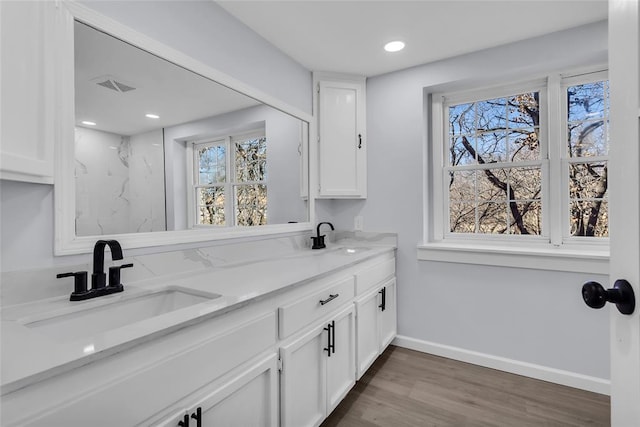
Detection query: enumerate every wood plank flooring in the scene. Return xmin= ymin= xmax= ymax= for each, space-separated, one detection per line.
xmin=322 ymin=345 xmax=610 ymax=426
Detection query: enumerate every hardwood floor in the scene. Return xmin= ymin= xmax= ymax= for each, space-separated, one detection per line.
xmin=322 ymin=346 xmax=610 ymax=427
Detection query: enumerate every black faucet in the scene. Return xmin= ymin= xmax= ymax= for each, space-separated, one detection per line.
xmin=312 ymin=222 xmax=335 ymax=249
xmin=56 ymin=239 xmax=132 ymax=301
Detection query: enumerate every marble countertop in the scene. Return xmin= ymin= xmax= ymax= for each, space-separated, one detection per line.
xmin=1 ymin=234 xmax=396 ymax=394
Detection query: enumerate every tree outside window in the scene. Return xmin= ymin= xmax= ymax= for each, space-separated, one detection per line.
xmin=444 ymin=74 xmax=609 ymax=240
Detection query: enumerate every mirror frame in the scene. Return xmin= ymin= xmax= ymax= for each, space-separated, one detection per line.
xmin=54 ymin=1 xmax=315 ymax=255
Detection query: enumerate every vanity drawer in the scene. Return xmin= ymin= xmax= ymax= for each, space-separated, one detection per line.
xmin=278 ymin=276 xmax=355 ymax=339
xmin=355 ymin=257 xmax=395 ymax=295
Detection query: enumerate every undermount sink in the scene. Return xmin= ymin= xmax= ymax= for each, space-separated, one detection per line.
xmin=20 ymin=288 xmax=221 ymax=342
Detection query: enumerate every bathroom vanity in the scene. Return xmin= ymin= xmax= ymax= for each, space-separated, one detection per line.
xmin=0 ymin=235 xmax=396 ymax=426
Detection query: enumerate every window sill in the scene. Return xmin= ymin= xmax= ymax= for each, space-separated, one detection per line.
xmin=417 ymin=242 xmax=609 ymax=274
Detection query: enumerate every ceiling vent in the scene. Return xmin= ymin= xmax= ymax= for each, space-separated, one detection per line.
xmin=92 ymin=75 xmax=136 ymax=93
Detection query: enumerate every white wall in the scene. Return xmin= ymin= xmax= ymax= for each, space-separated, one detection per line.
xmin=321 ymin=21 xmax=611 ymax=386
xmin=0 ymin=0 xmax=311 ymax=272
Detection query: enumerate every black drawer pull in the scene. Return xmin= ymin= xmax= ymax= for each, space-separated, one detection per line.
xmin=191 ymin=407 xmax=202 ymax=427
xmin=319 ymin=293 xmax=339 ymax=305
xmin=378 ymin=287 xmax=386 ymax=312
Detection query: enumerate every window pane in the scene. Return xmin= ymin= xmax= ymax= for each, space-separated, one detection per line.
xmin=197 ymin=187 xmax=225 ymax=225
xmin=198 ymin=145 xmax=226 ymax=184
xmin=449 ymin=103 xmax=475 ymax=136
xmin=449 ymin=170 xmax=476 ymax=201
xmin=569 ymin=121 xmax=607 ymax=157
xmin=569 ymin=161 xmax=608 ymax=237
xmin=510 ymin=167 xmax=541 ymax=200
xmin=571 ymin=200 xmax=608 ymax=237
xmin=235 ymin=184 xmax=267 ymax=226
xmin=567 ymin=80 xmax=609 ymax=157
xmin=476 ymin=98 xmax=506 ymax=131
xmin=508 ymin=128 xmax=539 ymax=162
xmin=449 ymin=136 xmax=475 ymax=166
xmin=449 ymin=202 xmax=476 ymax=233
xmin=449 ymin=167 xmax=542 ymax=235
xmin=477 ymin=168 xmax=508 ymax=203
xmin=477 ymin=131 xmax=507 ymax=162
xmin=236 ymin=137 xmax=267 ymax=182
xmin=510 ymin=201 xmax=542 ymax=235
xmin=508 ymin=93 xmax=539 ymax=128
xmin=477 ymin=202 xmax=507 ymax=234
xmin=448 ymin=91 xmax=540 ymax=165
xmin=568 ymin=81 xmax=606 ymax=122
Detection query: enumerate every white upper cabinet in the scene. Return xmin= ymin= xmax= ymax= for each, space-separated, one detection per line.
xmin=0 ymin=1 xmax=55 ymax=184
xmin=315 ymin=73 xmax=366 ymax=198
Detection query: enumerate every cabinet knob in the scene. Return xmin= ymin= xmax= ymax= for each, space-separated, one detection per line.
xmin=358 ymin=133 xmax=362 ymax=149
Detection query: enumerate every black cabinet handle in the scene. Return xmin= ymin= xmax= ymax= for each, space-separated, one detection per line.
xmin=330 ymin=320 xmax=336 ymax=354
xmin=191 ymin=407 xmax=202 ymax=427
xmin=319 ymin=293 xmax=339 ymax=306
xmin=378 ymin=287 xmax=386 ymax=312
xmin=358 ymin=134 xmax=362 ymax=149
xmin=178 ymin=413 xmax=189 ymax=427
xmin=582 ymin=279 xmax=635 ymax=315
xmin=324 ymin=323 xmax=332 ymax=357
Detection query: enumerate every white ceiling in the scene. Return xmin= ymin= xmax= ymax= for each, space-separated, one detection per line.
xmin=217 ymin=0 xmax=608 ymax=77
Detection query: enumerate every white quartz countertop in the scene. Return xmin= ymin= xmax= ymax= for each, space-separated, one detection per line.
xmin=1 ymin=241 xmax=395 ymax=394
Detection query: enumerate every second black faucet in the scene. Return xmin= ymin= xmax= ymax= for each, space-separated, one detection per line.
xmin=312 ymin=222 xmax=335 ymax=249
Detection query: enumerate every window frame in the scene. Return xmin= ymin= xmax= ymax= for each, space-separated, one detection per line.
xmin=420 ymin=70 xmax=609 ymax=273
xmin=188 ymin=128 xmax=266 ymax=228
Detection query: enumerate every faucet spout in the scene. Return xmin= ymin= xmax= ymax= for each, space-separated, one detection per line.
xmin=92 ymin=240 xmax=123 ymax=289
xmin=316 ymin=222 xmax=335 ymax=238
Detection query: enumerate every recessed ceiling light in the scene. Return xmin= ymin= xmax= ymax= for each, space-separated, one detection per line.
xmin=81 ymin=120 xmax=96 ymax=126
xmin=145 ymin=113 xmax=160 ymax=119
xmin=384 ymin=41 xmax=405 ymax=53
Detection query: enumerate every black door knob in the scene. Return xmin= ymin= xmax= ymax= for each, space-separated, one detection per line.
xmin=582 ymin=279 xmax=635 ymax=315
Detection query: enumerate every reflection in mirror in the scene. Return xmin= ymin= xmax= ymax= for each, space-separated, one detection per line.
xmin=73 ymin=21 xmax=308 ymax=237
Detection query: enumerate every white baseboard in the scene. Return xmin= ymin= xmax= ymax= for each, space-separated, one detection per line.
xmin=392 ymin=335 xmax=610 ymax=396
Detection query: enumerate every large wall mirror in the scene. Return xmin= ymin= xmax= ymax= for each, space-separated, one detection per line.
xmin=55 ymin=3 xmax=313 ymax=255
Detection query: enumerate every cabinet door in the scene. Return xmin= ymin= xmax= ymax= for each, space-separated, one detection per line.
xmin=326 ymin=306 xmax=356 ymax=414
xmin=379 ymin=279 xmax=397 ymax=351
xmin=154 ymin=354 xmax=278 ymax=427
xmin=318 ymin=80 xmax=366 ymax=198
xmin=0 ymin=1 xmax=54 ymax=183
xmin=355 ymin=289 xmax=380 ymax=379
xmin=280 ymin=325 xmax=327 ymax=427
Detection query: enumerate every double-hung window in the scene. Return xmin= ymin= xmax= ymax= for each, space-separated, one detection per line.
xmin=191 ymin=129 xmax=267 ymax=227
xmin=425 ymin=70 xmax=609 ymax=268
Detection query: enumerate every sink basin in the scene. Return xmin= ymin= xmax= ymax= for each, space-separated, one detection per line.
xmin=21 ymin=288 xmax=220 ymax=341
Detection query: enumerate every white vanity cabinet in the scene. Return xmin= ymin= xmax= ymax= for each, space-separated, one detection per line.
xmin=149 ymin=353 xmax=278 ymax=427
xmin=0 ymin=0 xmax=55 ymax=184
xmin=279 ymin=304 xmax=356 ymax=427
xmin=314 ymin=73 xmax=367 ymax=198
xmin=1 ymin=312 xmax=278 ymax=427
xmin=354 ymin=256 xmax=397 ymax=379
xmin=1 ymin=249 xmax=396 ymax=427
